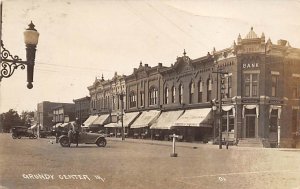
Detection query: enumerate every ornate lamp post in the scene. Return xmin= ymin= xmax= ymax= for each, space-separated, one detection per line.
xmin=0 ymin=21 xmax=39 ymax=89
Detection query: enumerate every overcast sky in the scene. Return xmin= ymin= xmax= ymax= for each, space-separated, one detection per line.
xmin=0 ymin=0 xmax=300 ymax=113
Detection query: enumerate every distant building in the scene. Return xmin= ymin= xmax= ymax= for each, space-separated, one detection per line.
xmin=36 ymin=101 xmax=75 ymax=131
xmin=73 ymin=96 xmax=91 ymax=125
xmin=52 ymin=103 xmax=75 ymax=124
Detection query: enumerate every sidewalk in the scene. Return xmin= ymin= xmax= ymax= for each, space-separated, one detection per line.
xmin=106 ymin=137 xmax=227 ymax=149
xmin=106 ymin=136 xmax=300 ymax=151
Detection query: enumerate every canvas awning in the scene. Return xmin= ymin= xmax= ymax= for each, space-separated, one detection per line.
xmin=150 ymin=110 xmax=184 ymax=130
xmin=104 ymin=123 xmax=118 ymax=128
xmin=116 ymin=112 xmax=140 ymax=128
xmin=92 ymin=114 xmax=110 ymax=125
xmin=82 ymin=115 xmax=98 ymax=127
xmin=173 ymin=108 xmax=212 ymax=127
xmin=130 ymin=110 xmax=160 ymax=129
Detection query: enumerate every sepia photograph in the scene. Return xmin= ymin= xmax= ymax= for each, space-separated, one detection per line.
xmin=0 ymin=0 xmax=300 ymax=188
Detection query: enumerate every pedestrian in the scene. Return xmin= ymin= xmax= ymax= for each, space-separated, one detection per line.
xmin=74 ymin=128 xmax=79 ymax=147
xmin=68 ymin=127 xmax=74 ymax=147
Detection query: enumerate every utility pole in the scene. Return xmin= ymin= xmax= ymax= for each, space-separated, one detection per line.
xmin=213 ymin=70 xmax=228 ymax=149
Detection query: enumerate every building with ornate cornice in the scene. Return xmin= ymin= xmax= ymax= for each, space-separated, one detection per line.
xmin=85 ymin=28 xmax=300 ymax=147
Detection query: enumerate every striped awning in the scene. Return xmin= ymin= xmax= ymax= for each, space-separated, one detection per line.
xmin=130 ymin=110 xmax=160 ymax=129
xmin=92 ymin=114 xmax=110 ymax=125
xmin=173 ymin=108 xmax=212 ymax=127
xmin=82 ymin=115 xmax=98 ymax=127
xmin=150 ymin=110 xmax=184 ymax=130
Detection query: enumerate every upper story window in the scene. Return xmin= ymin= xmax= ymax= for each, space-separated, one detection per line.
xmin=179 ymin=84 xmax=183 ymax=104
xmin=140 ymin=92 xmax=144 ymax=107
xmin=198 ymin=81 xmax=203 ymax=103
xmin=244 ymin=73 xmax=259 ymax=97
xmin=292 ymin=76 xmax=300 ymax=99
xmin=149 ymin=87 xmax=158 ymax=105
xmin=171 ymin=86 xmax=176 ymax=103
xmin=129 ymin=91 xmax=136 ymax=108
xmin=271 ymin=75 xmax=278 ymax=97
xmin=227 ymin=75 xmax=232 ymax=98
xmin=189 ymin=81 xmax=195 ymax=104
xmin=207 ymin=78 xmax=212 ymax=102
xmin=164 ymin=87 xmax=169 ymax=104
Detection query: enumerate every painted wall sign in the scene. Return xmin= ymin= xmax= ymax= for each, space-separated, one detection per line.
xmin=242 ymin=63 xmax=259 ymax=69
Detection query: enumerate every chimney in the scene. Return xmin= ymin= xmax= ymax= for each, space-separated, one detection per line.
xmin=158 ymin=63 xmax=162 ymax=67
xmin=145 ymin=64 xmax=148 ymax=67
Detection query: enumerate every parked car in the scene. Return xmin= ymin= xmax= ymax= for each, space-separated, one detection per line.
xmin=11 ymin=126 xmax=37 ymax=139
xmin=58 ymin=124 xmax=106 ymax=147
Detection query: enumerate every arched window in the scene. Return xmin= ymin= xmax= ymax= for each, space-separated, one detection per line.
xmin=189 ymin=81 xmax=195 ymax=104
xmin=149 ymin=87 xmax=158 ymax=105
xmin=179 ymin=84 xmax=183 ymax=104
xmin=171 ymin=86 xmax=176 ymax=103
xmin=198 ymin=80 xmax=203 ymax=103
xmin=207 ymin=78 xmax=212 ymax=101
xmin=164 ymin=87 xmax=169 ymax=104
xmin=129 ymin=91 xmax=136 ymax=108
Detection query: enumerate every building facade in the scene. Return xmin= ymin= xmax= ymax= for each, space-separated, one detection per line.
xmin=52 ymin=103 xmax=75 ymax=125
xmin=86 ymin=28 xmax=300 ymax=147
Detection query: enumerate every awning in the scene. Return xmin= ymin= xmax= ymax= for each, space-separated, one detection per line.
xmin=92 ymin=114 xmax=110 ymax=125
xmin=150 ymin=110 xmax=184 ymax=130
xmin=130 ymin=110 xmax=160 ymax=129
xmin=173 ymin=108 xmax=212 ymax=127
xmin=104 ymin=123 xmax=118 ymax=128
xmin=116 ymin=112 xmax=140 ymax=128
xmin=83 ymin=115 xmax=98 ymax=127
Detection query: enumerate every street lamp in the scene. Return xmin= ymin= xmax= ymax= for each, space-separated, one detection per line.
xmin=119 ymin=92 xmax=125 ymax=141
xmin=0 ymin=21 xmax=39 ymax=89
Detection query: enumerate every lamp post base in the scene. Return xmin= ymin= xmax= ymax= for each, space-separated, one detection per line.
xmin=170 ymin=153 xmax=178 ymax=157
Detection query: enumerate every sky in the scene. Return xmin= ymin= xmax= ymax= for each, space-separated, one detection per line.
xmin=0 ymin=0 xmax=300 ymax=113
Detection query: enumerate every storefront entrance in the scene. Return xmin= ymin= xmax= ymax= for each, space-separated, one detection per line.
xmin=245 ymin=116 xmax=256 ymax=138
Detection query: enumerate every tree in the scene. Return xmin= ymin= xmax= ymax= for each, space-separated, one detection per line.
xmin=20 ymin=111 xmax=35 ymax=126
xmin=0 ymin=109 xmax=23 ymax=132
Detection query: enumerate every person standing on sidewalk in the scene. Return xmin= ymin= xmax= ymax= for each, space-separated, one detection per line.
xmin=68 ymin=127 xmax=74 ymax=147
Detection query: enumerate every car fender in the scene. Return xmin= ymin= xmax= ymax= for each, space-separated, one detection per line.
xmin=94 ymin=136 xmax=106 ymax=143
xmin=58 ymin=135 xmax=68 ymax=141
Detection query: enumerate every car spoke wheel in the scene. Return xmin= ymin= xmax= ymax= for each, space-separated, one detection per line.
xmin=59 ymin=137 xmax=70 ymax=147
xmin=96 ymin=138 xmax=106 ymax=147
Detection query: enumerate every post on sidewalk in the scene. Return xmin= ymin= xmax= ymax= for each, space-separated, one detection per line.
xmin=170 ymin=134 xmax=179 ymax=157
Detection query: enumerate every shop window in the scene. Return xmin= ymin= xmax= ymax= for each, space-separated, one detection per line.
xmin=221 ymin=109 xmax=234 ymax=132
xmin=292 ymin=77 xmax=300 ymax=99
xmin=198 ymin=81 xmax=203 ymax=103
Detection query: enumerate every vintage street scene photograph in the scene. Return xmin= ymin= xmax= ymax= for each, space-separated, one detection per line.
xmin=0 ymin=0 xmax=300 ymax=189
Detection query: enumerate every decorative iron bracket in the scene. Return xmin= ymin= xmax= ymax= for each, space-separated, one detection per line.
xmin=0 ymin=40 xmax=28 ymax=81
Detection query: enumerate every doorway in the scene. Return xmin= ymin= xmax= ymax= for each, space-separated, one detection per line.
xmin=245 ymin=115 xmax=256 ymax=138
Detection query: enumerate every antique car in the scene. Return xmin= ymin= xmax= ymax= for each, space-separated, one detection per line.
xmin=11 ymin=126 xmax=37 ymax=139
xmin=58 ymin=123 xmax=106 ymax=147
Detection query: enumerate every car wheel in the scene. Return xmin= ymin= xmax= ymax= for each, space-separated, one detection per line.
xmin=18 ymin=136 xmax=21 ymax=139
xmin=12 ymin=134 xmax=17 ymax=139
xmin=96 ymin=138 xmax=106 ymax=147
xmin=59 ymin=137 xmax=70 ymax=147
xmin=33 ymin=134 xmax=38 ymax=139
